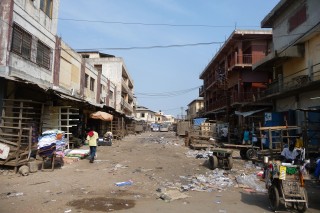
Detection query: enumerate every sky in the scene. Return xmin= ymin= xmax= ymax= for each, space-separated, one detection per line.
xmin=57 ymin=0 xmax=280 ymax=118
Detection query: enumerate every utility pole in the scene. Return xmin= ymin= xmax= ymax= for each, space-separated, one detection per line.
xmin=180 ymin=107 xmax=183 ymax=120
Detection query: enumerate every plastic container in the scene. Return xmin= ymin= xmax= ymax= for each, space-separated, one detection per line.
xmin=115 ymin=180 xmax=133 ymax=187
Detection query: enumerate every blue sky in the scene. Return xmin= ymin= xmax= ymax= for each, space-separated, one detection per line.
xmin=57 ymin=0 xmax=280 ymax=118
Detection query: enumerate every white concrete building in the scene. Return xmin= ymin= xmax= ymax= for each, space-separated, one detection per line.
xmin=135 ymin=106 xmax=156 ymax=124
xmin=78 ymin=51 xmax=135 ymax=116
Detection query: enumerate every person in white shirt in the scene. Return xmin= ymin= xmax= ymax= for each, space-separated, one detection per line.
xmin=281 ymin=141 xmax=300 ymax=163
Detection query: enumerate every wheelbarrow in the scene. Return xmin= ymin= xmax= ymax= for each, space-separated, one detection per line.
xmin=208 ymin=148 xmax=233 ymax=170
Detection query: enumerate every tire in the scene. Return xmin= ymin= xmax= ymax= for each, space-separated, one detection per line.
xmin=225 ymin=156 xmax=233 ymax=170
xmin=296 ymin=188 xmax=308 ymax=213
xmin=268 ymin=185 xmax=280 ymax=211
xmin=240 ymin=149 xmax=247 ymax=159
xmin=209 ymin=155 xmax=218 ymax=170
xmin=246 ymin=149 xmax=257 ymax=160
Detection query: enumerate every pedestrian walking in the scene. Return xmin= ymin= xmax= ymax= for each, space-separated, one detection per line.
xmin=86 ymin=127 xmax=98 ymax=163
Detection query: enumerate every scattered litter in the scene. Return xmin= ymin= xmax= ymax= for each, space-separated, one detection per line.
xmin=160 ymin=168 xmax=234 ymax=193
xmin=7 ymin=192 xmax=24 ymax=197
xmin=158 ymin=189 xmax=190 ymax=202
xmin=235 ymin=173 xmax=266 ymax=192
xmin=115 ymin=180 xmax=133 ymax=187
xmin=114 ymin=164 xmax=128 ymax=169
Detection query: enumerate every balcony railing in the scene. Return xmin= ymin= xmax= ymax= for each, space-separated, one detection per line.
xmin=260 ymin=68 xmax=320 ymax=98
xmin=199 ymin=86 xmax=204 ymax=96
xmin=121 ymin=98 xmax=133 ymax=112
xmin=206 ymin=97 xmax=228 ymax=112
xmin=231 ymin=91 xmax=262 ymax=105
xmin=228 ymin=53 xmax=266 ymax=69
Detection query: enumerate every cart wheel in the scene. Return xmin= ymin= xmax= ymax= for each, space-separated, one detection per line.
xmin=225 ymin=156 xmax=233 ymax=170
xmin=209 ymin=155 xmax=218 ymax=170
xmin=246 ymin=149 xmax=257 ymax=160
xmin=296 ymin=188 xmax=308 ymax=213
xmin=268 ymin=185 xmax=280 ymax=211
xmin=240 ymin=149 xmax=247 ymax=159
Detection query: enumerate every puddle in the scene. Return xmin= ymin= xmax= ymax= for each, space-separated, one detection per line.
xmin=67 ymin=197 xmax=135 ymax=212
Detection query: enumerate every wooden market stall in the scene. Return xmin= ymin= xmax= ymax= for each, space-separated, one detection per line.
xmin=0 ymin=99 xmax=43 ymax=172
xmin=257 ymin=125 xmax=301 ymax=160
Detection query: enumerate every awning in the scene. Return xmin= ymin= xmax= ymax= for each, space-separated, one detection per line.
xmin=235 ymin=108 xmax=268 ymax=117
xmin=193 ymin=118 xmax=207 ymax=126
xmin=55 ymin=92 xmax=85 ymax=103
xmin=90 ymin=111 xmax=113 ymax=121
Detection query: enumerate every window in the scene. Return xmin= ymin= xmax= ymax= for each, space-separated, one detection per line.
xmin=109 ymin=90 xmax=113 ymax=100
xmin=36 ymin=41 xmax=51 ymax=69
xmin=141 ymin=113 xmax=145 ymax=118
xmin=100 ymin=84 xmax=104 ymax=94
xmin=288 ymin=4 xmax=307 ymax=32
xmin=85 ymin=74 xmax=89 ymax=88
xmin=11 ymin=25 xmax=32 ymax=60
xmin=40 ymin=0 xmax=53 ymax=18
xmin=90 ymin=77 xmax=95 ymax=91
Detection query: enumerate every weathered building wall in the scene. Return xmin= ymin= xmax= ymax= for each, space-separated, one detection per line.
xmin=270 ymin=0 xmax=320 ymax=52
xmin=59 ymin=41 xmax=82 ymax=95
xmin=84 ymin=56 xmax=134 ymax=114
xmin=84 ymin=63 xmax=98 ymax=104
xmin=1 ymin=0 xmax=60 ymax=88
xmin=0 ymin=0 xmax=13 ymax=67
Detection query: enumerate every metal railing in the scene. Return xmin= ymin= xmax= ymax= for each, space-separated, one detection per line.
xmin=228 ymin=54 xmax=266 ymax=68
xmin=261 ymin=67 xmax=320 ymax=98
xmin=231 ymin=91 xmax=262 ymax=104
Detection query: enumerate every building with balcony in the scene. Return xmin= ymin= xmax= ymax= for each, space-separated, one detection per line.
xmin=199 ymin=30 xmax=273 ymax=133
xmin=78 ymin=51 xmax=135 ymax=117
xmin=253 ymin=0 xmax=320 ymax=145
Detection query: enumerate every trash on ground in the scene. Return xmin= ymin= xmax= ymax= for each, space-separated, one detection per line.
xmin=115 ymin=180 xmax=133 ymax=187
xmin=235 ymin=173 xmax=266 ymax=192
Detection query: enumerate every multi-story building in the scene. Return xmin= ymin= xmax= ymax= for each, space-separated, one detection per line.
xmin=199 ymin=30 xmax=273 ymax=135
xmin=0 ymin=0 xmax=60 ymax=96
xmin=186 ymin=97 xmax=204 ymax=120
xmin=253 ymin=0 xmax=320 ymax=146
xmin=135 ymin=106 xmax=156 ymax=124
xmin=0 ymin=0 xmax=132 ymax=169
xmin=78 ymin=51 xmax=135 ymax=117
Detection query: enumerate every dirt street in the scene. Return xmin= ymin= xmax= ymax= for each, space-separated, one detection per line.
xmin=0 ymin=132 xmax=319 ymax=213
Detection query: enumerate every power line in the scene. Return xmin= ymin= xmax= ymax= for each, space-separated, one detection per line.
xmin=74 ymin=42 xmax=223 ymax=51
xmin=136 ymin=86 xmax=200 ymax=97
xmin=57 ymin=18 xmax=260 ymax=28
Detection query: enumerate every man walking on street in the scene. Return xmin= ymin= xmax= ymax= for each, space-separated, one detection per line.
xmin=86 ymin=127 xmax=98 ymax=163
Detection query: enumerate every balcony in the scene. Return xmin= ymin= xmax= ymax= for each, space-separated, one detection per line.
xmin=121 ymin=98 xmax=133 ymax=112
xmin=260 ymin=68 xmax=320 ymax=98
xmin=228 ymin=53 xmax=266 ymax=70
xmin=206 ymin=97 xmax=228 ymax=112
xmin=122 ymin=79 xmax=134 ymax=99
xmin=230 ymin=92 xmax=262 ymax=105
xmin=199 ymin=86 xmax=204 ymax=97
xmin=122 ymin=79 xmax=129 ymax=92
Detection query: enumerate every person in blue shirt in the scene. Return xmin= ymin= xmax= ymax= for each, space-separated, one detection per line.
xmin=242 ymin=128 xmax=250 ymax=145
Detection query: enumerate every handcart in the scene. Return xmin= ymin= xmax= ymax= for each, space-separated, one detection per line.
xmin=208 ymin=148 xmax=233 ymax=170
xmin=265 ymin=162 xmax=308 ymax=212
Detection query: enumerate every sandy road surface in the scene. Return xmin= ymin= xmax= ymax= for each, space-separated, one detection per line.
xmin=0 ymin=132 xmax=319 ymax=213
